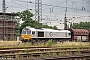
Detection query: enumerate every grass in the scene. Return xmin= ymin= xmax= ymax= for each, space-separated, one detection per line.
xmin=55 ymin=41 xmax=90 ymax=47
xmin=0 ymin=41 xmax=21 ymax=47
xmin=45 ymin=40 xmax=53 ymax=46
xmin=0 ymin=40 xmax=90 ymax=48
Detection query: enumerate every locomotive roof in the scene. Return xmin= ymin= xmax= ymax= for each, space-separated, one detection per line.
xmin=40 ymin=28 xmax=70 ymax=32
xmin=23 ymin=26 xmax=70 ymax=33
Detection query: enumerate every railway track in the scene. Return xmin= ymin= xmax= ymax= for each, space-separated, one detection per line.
xmin=0 ymin=46 xmax=90 ymax=54
xmin=0 ymin=54 xmax=90 ymax=60
xmin=0 ymin=50 xmax=90 ymax=60
xmin=0 ymin=46 xmax=90 ymax=60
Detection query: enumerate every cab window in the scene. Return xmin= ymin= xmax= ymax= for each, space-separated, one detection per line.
xmin=27 ymin=30 xmax=31 ymax=34
xmin=22 ymin=30 xmax=26 ymax=34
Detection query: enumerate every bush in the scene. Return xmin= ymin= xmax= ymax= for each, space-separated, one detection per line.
xmin=9 ymin=38 xmax=13 ymax=41
xmin=45 ymin=40 xmax=53 ymax=46
xmin=77 ymin=39 xmax=81 ymax=42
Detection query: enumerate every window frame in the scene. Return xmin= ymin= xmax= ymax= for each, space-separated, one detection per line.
xmin=27 ymin=30 xmax=31 ymax=34
xmin=22 ymin=30 xmax=26 ymax=34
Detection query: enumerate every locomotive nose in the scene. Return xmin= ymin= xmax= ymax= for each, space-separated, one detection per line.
xmin=22 ymin=34 xmax=32 ymax=40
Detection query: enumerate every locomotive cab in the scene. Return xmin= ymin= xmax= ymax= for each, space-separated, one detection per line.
xmin=21 ymin=28 xmax=32 ymax=40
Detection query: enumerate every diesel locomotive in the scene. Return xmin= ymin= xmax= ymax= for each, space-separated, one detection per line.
xmin=21 ymin=26 xmax=71 ymax=42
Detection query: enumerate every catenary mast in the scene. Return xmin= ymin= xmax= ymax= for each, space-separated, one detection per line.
xmin=64 ymin=1 xmax=67 ymax=29
xmin=35 ymin=0 xmax=42 ymax=28
xmin=2 ymin=0 xmax=6 ymax=40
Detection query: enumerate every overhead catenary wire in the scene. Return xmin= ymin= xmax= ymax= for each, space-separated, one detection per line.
xmin=11 ymin=0 xmax=90 ymax=22
xmin=4 ymin=0 xmax=34 ymax=13
xmin=10 ymin=0 xmax=27 ymax=9
xmin=57 ymin=0 xmax=71 ymax=5
xmin=5 ymin=0 xmax=90 ymax=27
xmin=0 ymin=3 xmax=25 ymax=12
xmin=9 ymin=0 xmax=90 ymax=17
xmin=7 ymin=5 xmax=26 ymax=9
xmin=13 ymin=0 xmax=90 ymax=12
xmin=5 ymin=0 xmax=90 ymax=12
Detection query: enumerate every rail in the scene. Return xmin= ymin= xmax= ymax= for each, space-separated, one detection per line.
xmin=0 ymin=46 xmax=90 ymax=54
xmin=0 ymin=46 xmax=90 ymax=60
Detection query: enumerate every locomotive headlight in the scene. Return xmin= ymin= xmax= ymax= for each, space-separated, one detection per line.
xmin=22 ymin=35 xmax=25 ymax=38
xmin=22 ymin=36 xmax=24 ymax=38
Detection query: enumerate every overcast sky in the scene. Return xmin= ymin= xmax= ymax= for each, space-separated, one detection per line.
xmin=0 ymin=0 xmax=90 ymax=29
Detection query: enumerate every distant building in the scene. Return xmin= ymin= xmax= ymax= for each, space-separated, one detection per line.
xmin=0 ymin=12 xmax=18 ymax=40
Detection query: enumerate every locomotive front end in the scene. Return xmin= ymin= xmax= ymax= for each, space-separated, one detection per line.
xmin=21 ymin=28 xmax=32 ymax=41
xmin=22 ymin=34 xmax=32 ymax=40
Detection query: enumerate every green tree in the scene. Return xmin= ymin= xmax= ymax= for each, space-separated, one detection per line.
xmin=17 ymin=10 xmax=34 ymax=21
xmin=17 ymin=10 xmax=34 ymax=33
xmin=71 ymin=22 xmax=90 ymax=30
xmin=16 ymin=10 xmax=57 ymax=33
xmin=53 ymin=26 xmax=57 ymax=30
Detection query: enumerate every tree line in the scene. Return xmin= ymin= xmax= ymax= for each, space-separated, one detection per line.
xmin=70 ymin=22 xmax=90 ymax=30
